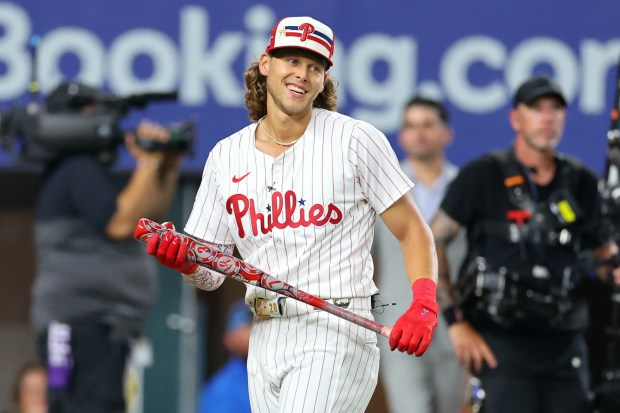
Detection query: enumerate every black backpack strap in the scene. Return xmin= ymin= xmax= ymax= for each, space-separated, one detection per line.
xmin=488 ymin=149 xmax=535 ymax=211
xmin=462 ymin=150 xmax=531 ymax=276
xmin=556 ymin=153 xmax=581 ymax=188
xmin=466 ymin=149 xmax=535 ymax=248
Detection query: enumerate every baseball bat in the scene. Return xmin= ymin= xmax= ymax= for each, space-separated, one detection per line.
xmin=134 ymin=218 xmax=392 ymax=338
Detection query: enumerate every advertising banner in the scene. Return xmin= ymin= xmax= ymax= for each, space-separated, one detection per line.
xmin=1 ymin=1 xmax=618 ymax=173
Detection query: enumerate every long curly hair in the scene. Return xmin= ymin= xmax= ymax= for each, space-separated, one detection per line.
xmin=243 ymin=60 xmax=338 ymax=122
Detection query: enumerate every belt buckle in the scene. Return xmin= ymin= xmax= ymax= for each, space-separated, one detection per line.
xmin=253 ymin=297 xmax=287 ymax=318
xmin=253 ymin=298 xmax=270 ymax=318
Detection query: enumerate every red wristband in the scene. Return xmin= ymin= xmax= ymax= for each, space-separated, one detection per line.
xmin=412 ymin=277 xmax=437 ymax=301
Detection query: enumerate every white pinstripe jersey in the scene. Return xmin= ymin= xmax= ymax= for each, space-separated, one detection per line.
xmin=185 ymin=108 xmax=413 ymax=300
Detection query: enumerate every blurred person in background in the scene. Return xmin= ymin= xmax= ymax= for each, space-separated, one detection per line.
xmin=4 ymin=362 xmax=47 ymax=413
xmin=198 ymin=300 xmax=252 ymax=413
xmin=30 ymin=82 xmax=183 ymax=413
xmin=431 ymin=75 xmax=620 ymax=413
xmin=374 ymin=97 xmax=466 ymax=413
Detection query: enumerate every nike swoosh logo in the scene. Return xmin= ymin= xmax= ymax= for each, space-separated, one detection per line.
xmin=232 ymin=172 xmax=251 ymax=183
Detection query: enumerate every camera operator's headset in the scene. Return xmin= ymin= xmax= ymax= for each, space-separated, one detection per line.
xmin=457 ymin=148 xmax=586 ymax=325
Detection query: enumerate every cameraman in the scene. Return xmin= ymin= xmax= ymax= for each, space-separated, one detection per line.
xmin=30 ymin=82 xmax=182 ymax=413
xmin=430 ymin=75 xmax=620 ymax=413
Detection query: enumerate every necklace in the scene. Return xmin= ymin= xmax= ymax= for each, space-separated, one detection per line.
xmin=258 ymin=117 xmax=302 ymax=147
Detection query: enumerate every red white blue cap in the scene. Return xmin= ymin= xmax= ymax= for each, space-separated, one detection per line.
xmin=265 ymin=16 xmax=335 ymax=68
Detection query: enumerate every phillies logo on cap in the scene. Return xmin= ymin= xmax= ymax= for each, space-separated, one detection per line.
xmin=266 ymin=16 xmax=335 ymax=68
xmin=299 ymin=23 xmax=314 ymax=41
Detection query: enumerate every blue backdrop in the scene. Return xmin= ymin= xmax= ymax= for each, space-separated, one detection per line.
xmin=1 ymin=0 xmax=619 ymax=174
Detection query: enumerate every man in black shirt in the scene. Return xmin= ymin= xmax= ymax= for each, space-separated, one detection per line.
xmin=431 ymin=75 xmax=620 ymax=413
xmin=31 ymin=82 xmax=182 ymax=413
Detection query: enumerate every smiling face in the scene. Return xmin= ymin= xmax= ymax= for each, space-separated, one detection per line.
xmin=259 ymin=48 xmax=327 ymax=118
xmin=510 ymin=95 xmax=566 ymax=153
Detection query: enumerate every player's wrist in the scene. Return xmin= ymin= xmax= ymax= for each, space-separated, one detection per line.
xmin=136 ymin=157 xmax=162 ymax=170
xmin=410 ymin=278 xmax=439 ymax=316
xmin=412 ymin=277 xmax=437 ymax=301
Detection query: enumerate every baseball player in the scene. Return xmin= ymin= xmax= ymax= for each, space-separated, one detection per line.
xmin=146 ymin=16 xmax=439 ymax=413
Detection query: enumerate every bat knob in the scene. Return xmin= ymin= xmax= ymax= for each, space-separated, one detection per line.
xmin=380 ymin=326 xmax=392 ymax=338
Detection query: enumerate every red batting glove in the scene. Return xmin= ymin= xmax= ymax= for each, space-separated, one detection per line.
xmin=389 ymin=278 xmax=439 ymax=356
xmin=145 ymin=222 xmax=198 ymax=274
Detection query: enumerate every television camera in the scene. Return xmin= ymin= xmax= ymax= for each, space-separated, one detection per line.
xmin=0 ymin=81 xmax=195 ymax=165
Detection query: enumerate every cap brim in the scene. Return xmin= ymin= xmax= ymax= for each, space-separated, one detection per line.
xmin=268 ymin=45 xmax=333 ymax=68
xmin=514 ymin=88 xmax=566 ymax=107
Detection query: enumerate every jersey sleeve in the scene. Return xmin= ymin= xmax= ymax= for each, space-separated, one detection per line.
xmin=184 ymin=150 xmax=234 ymax=244
xmin=440 ymin=157 xmax=489 ymax=226
xmin=348 ymin=122 xmax=414 ymax=214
